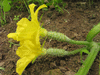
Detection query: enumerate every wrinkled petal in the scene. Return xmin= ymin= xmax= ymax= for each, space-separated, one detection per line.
xmin=16 ymin=55 xmax=35 ymax=75
xmin=17 ymin=18 xmax=39 ymax=34
xmin=16 ymin=40 xmax=41 ymax=58
xmin=15 ymin=18 xmax=40 ymax=41
xmin=19 ymin=29 xmax=40 ymax=46
xmin=16 ymin=18 xmax=28 ymax=33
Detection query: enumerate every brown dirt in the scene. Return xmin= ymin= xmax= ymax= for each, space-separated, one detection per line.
xmin=0 ymin=1 xmax=100 ymax=75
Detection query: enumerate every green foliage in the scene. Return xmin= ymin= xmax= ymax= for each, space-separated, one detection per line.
xmin=0 ymin=0 xmax=66 ymax=26
xmin=45 ymin=0 xmax=66 ymax=13
xmin=13 ymin=15 xmax=20 ymax=21
xmin=39 ymin=13 xmax=44 ymax=21
xmin=30 ymin=0 xmax=66 ymax=13
xmin=8 ymin=41 xmax=20 ymax=47
xmin=99 ymin=64 xmax=100 ymax=75
xmin=52 ymin=0 xmax=66 ymax=13
xmin=0 ymin=0 xmax=11 ymax=27
xmin=80 ymin=49 xmax=90 ymax=63
xmin=0 ymin=67 xmax=4 ymax=74
xmin=0 ymin=67 xmax=5 ymax=70
xmin=2 ymin=0 xmax=11 ymax=12
xmin=88 ymin=0 xmax=94 ymax=5
xmin=10 ymin=0 xmax=66 ymax=13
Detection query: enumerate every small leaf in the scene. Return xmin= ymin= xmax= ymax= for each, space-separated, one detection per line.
xmin=80 ymin=49 xmax=90 ymax=55
xmin=0 ymin=67 xmax=5 ymax=70
xmin=80 ymin=49 xmax=90 ymax=64
xmin=2 ymin=0 xmax=11 ymax=12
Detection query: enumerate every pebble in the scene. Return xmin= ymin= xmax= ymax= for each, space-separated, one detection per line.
xmin=0 ymin=31 xmax=2 ymax=36
xmin=12 ymin=45 xmax=18 ymax=51
xmin=60 ymin=60 xmax=66 ymax=66
xmin=59 ymin=66 xmax=67 ymax=72
xmin=0 ymin=62 xmax=4 ymax=66
xmin=63 ymin=46 xmax=68 ymax=50
xmin=50 ymin=62 xmax=57 ymax=68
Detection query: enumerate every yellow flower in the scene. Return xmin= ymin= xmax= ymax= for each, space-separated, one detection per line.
xmin=7 ymin=3 xmax=47 ymax=75
xmin=7 ymin=3 xmax=47 ymax=41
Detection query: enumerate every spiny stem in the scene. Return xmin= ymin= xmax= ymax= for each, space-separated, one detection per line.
xmin=46 ymin=47 xmax=87 ymax=57
xmin=47 ymin=31 xmax=90 ymax=45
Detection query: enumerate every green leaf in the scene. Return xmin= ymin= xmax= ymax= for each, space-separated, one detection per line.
xmin=46 ymin=2 xmax=52 ymax=6
xmin=0 ymin=67 xmax=5 ymax=70
xmin=80 ymin=49 xmax=90 ymax=55
xmin=2 ymin=0 xmax=11 ymax=12
xmin=0 ymin=1 xmax=3 ymax=6
xmin=80 ymin=49 xmax=90 ymax=63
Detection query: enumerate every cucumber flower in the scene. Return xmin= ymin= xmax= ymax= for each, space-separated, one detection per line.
xmin=16 ymin=30 xmax=43 ymax=75
xmin=7 ymin=4 xmax=47 ymax=41
xmin=16 ymin=31 xmax=46 ymax=75
xmin=7 ymin=3 xmax=47 ymax=75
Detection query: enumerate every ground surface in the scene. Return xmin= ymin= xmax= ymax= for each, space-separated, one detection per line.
xmin=0 ymin=1 xmax=100 ymax=75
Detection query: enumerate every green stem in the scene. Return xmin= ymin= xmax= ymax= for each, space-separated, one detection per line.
xmin=46 ymin=47 xmax=87 ymax=57
xmin=23 ymin=0 xmax=30 ymax=14
xmin=3 ymin=12 xmax=6 ymax=23
xmin=99 ymin=52 xmax=100 ymax=75
xmin=68 ymin=40 xmax=90 ymax=45
xmin=75 ymin=42 xmax=100 ymax=75
xmin=0 ymin=4 xmax=4 ymax=25
xmin=8 ymin=41 xmax=20 ymax=47
xmin=97 ymin=42 xmax=100 ymax=47
xmin=86 ymin=23 xmax=100 ymax=42
xmin=47 ymin=31 xmax=90 ymax=45
xmin=99 ymin=59 xmax=100 ymax=75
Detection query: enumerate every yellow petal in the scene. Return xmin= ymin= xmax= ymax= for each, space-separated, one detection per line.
xmin=29 ymin=4 xmax=36 ymax=21
xmin=16 ymin=18 xmax=28 ymax=33
xmin=7 ymin=33 xmax=18 ymax=40
xmin=35 ymin=29 xmax=40 ymax=45
xmin=16 ymin=54 xmax=35 ymax=75
xmin=32 ymin=4 xmax=47 ymax=22
xmin=16 ymin=18 xmax=40 ymax=41
xmin=16 ymin=40 xmax=41 ymax=58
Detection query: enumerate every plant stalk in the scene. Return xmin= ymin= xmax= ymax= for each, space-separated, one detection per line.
xmin=46 ymin=47 xmax=87 ymax=57
xmin=47 ymin=31 xmax=90 ymax=45
xmin=75 ymin=42 xmax=100 ymax=75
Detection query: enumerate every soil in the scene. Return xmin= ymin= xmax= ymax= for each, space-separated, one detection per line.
xmin=0 ymin=1 xmax=100 ymax=75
